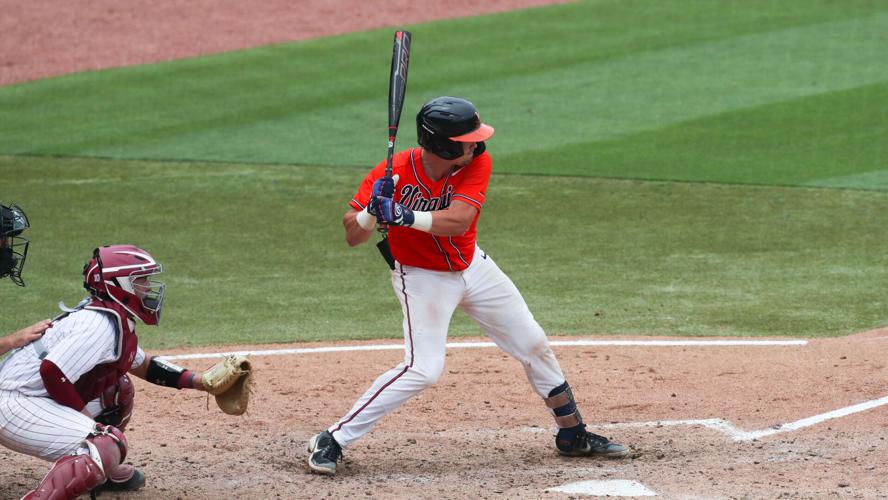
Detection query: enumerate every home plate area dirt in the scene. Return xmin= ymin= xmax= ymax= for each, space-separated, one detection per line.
xmin=3 ymin=331 xmax=888 ymax=498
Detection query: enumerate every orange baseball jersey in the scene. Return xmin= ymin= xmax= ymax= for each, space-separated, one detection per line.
xmin=350 ymin=148 xmax=491 ymax=272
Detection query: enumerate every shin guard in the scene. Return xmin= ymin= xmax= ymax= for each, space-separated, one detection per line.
xmin=22 ymin=424 xmax=128 ymax=500
xmin=545 ymin=382 xmax=582 ymax=428
xmin=21 ymin=454 xmax=105 ymax=500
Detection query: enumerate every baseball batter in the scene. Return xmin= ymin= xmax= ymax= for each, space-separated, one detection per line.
xmin=307 ymin=97 xmax=630 ymax=475
xmin=1 ymin=202 xmax=51 ymax=356
xmin=0 ymin=245 xmax=247 ymax=499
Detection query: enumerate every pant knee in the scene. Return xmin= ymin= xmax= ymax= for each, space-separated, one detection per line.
xmin=411 ymin=357 xmax=445 ymax=388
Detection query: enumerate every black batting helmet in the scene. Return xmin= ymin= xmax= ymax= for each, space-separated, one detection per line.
xmin=416 ymin=97 xmax=495 ymax=160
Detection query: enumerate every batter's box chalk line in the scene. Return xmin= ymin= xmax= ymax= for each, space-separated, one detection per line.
xmin=595 ymin=393 xmax=888 ymax=441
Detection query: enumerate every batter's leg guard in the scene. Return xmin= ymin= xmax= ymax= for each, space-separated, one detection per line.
xmin=544 ymin=382 xmax=630 ymax=458
xmin=545 ymin=382 xmax=583 ymax=430
xmin=96 ymin=374 xmax=135 ymax=431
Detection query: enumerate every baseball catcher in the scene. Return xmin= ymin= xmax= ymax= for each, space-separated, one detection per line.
xmin=0 ymin=245 xmax=252 ymax=499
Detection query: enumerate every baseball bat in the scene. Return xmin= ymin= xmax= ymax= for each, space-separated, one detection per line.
xmin=379 ymin=30 xmax=412 ymax=234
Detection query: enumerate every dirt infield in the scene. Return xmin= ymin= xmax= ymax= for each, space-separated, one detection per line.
xmin=3 ymin=331 xmax=888 ymax=498
xmin=0 ymin=0 xmax=570 ymax=86
xmin=4 ymin=1 xmax=888 ymax=498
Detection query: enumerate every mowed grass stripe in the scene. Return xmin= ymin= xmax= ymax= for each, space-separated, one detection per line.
xmin=466 ymin=11 xmax=888 ymax=161
xmin=1 ymin=156 xmax=885 ymax=348
xmin=505 ymin=81 xmax=888 ymax=189
xmin=0 ymin=0 xmax=884 ymax=185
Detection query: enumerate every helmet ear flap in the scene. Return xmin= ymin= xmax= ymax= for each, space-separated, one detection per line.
xmin=83 ymin=249 xmax=106 ymax=296
xmin=416 ymin=115 xmax=464 ymax=160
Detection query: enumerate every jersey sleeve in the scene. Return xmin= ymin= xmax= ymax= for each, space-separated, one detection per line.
xmin=349 ymin=161 xmax=388 ymax=211
xmin=451 ymin=152 xmax=492 ymax=211
xmin=131 ymin=347 xmax=147 ymax=370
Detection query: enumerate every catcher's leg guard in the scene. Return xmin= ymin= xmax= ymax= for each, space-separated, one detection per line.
xmin=21 ymin=454 xmax=105 ymax=500
xmin=24 ymin=423 xmax=130 ymax=499
xmin=96 ymin=374 xmax=135 ymax=431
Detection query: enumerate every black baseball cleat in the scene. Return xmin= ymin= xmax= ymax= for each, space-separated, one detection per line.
xmin=307 ymin=431 xmax=343 ymax=475
xmin=556 ymin=425 xmax=631 ymax=458
xmin=90 ymin=466 xmax=146 ymax=496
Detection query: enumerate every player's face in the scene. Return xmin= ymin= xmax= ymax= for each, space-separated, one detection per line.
xmin=455 ymin=142 xmax=477 ymax=165
xmin=132 ymin=276 xmax=151 ymax=300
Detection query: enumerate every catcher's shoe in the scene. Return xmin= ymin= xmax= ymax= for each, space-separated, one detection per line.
xmin=91 ymin=464 xmax=146 ymax=495
xmin=307 ymin=431 xmax=342 ymax=475
xmin=556 ymin=425 xmax=630 ymax=458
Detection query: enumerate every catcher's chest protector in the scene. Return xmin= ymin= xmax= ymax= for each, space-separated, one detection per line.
xmin=73 ymin=300 xmax=139 ymax=403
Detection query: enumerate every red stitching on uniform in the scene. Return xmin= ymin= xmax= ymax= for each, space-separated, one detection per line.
xmin=332 ymin=263 xmax=414 ymax=433
xmin=448 ymin=237 xmax=469 ymax=268
xmin=410 ymin=149 xmax=432 ymax=198
xmin=451 ymin=193 xmax=482 ymax=209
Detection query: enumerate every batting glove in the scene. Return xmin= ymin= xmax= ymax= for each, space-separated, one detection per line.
xmin=368 ymin=175 xmax=399 ymax=216
xmin=375 ymin=197 xmax=415 ymax=227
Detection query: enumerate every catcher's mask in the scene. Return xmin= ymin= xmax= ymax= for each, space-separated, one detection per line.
xmin=416 ymin=96 xmax=495 ymax=160
xmin=83 ymin=245 xmax=165 ymax=325
xmin=0 ymin=203 xmax=30 ymax=287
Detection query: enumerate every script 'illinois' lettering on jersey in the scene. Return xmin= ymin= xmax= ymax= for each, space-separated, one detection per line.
xmin=399 ymin=184 xmax=454 ymax=212
xmin=350 ymin=148 xmax=492 ymax=272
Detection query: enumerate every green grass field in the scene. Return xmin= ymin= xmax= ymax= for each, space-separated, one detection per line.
xmin=1 ymin=0 xmax=886 ymax=349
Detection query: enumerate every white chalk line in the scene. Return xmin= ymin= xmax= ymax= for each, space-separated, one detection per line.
xmin=159 ymin=337 xmax=886 ymax=443
xmin=598 ymin=393 xmax=888 ymax=442
xmin=159 ymin=338 xmax=807 ymax=361
xmin=157 ymin=337 xmax=883 ymax=497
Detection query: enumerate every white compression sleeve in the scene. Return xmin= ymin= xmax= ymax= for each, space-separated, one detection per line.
xmin=410 ymin=211 xmax=433 ymax=232
xmin=355 ymin=208 xmax=376 ymax=230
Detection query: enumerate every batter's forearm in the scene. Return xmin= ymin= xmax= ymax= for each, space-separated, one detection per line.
xmin=421 ymin=202 xmax=477 ymax=236
xmin=343 ymin=210 xmax=374 ymax=247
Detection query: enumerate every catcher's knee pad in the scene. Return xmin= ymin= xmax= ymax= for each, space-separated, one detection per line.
xmin=545 ymin=382 xmax=582 ymax=428
xmin=85 ymin=423 xmax=129 ymax=477
xmin=22 ymin=454 xmax=105 ymax=499
xmin=96 ymin=374 xmax=135 ymax=431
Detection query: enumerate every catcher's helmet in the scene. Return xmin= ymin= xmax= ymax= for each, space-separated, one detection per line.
xmin=0 ymin=203 xmax=30 ymax=287
xmin=83 ymin=245 xmax=165 ymax=325
xmin=416 ymin=97 xmax=495 ymax=160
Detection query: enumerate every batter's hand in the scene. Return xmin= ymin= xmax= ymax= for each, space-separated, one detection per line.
xmin=369 ymin=175 xmax=399 ymax=216
xmin=375 ymin=197 xmax=415 ymax=227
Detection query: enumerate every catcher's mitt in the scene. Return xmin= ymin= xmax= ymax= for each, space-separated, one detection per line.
xmin=202 ymin=354 xmax=252 ymax=415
